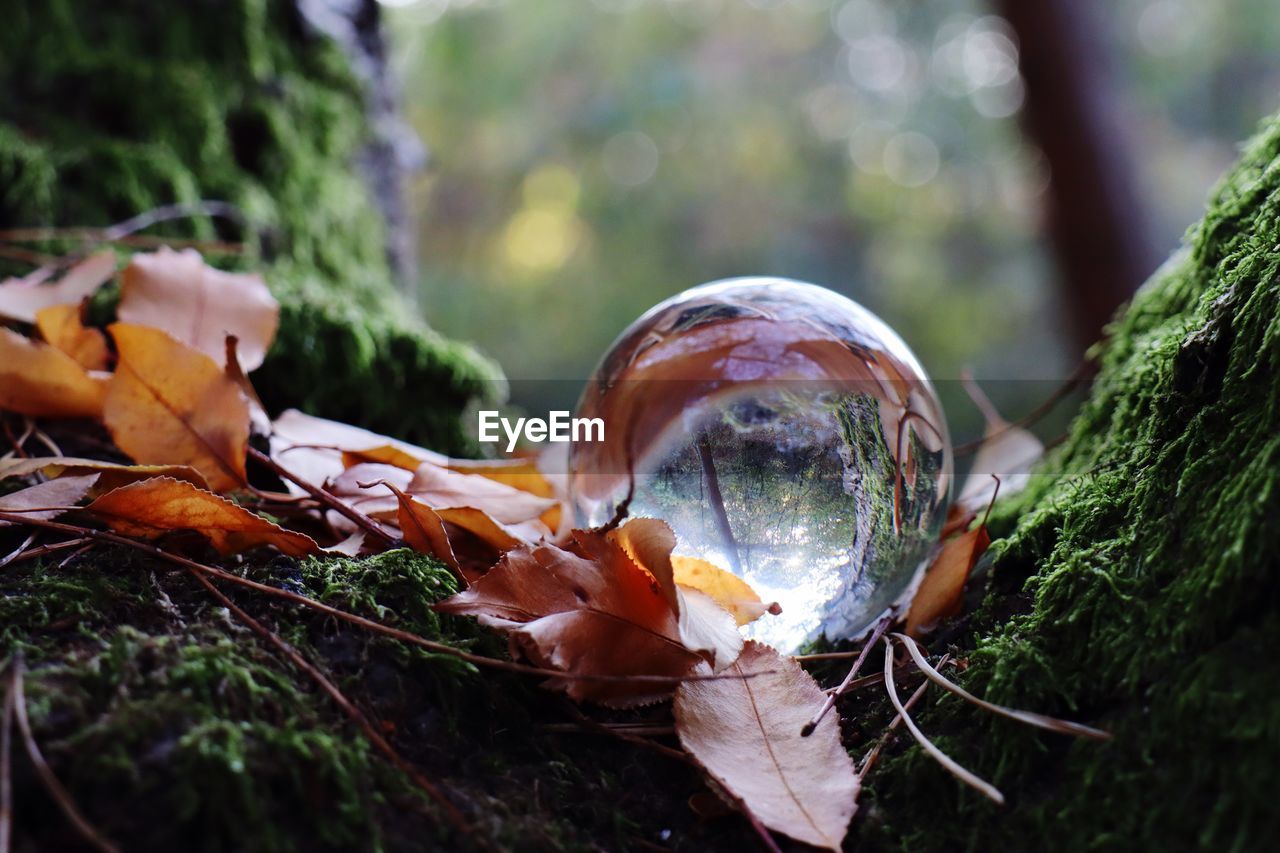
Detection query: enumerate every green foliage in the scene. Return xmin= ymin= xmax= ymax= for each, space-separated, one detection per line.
xmin=0 ymin=0 xmax=500 ymax=452
xmin=858 ymin=115 xmax=1280 ymax=851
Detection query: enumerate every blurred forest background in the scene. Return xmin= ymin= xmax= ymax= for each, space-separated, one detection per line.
xmin=381 ymin=0 xmax=1280 ymax=430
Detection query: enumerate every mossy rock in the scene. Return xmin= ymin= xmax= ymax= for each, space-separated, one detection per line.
xmin=857 ymin=116 xmax=1280 ymax=851
xmin=0 ymin=0 xmax=501 ymax=453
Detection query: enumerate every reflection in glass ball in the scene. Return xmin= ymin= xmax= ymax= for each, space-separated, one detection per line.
xmin=568 ymin=278 xmax=952 ymax=653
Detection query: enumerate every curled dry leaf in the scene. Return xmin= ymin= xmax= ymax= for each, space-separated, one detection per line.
xmin=389 ymin=484 xmax=522 ymax=581
xmin=118 ymin=247 xmax=280 ymax=371
xmin=104 ymin=323 xmax=250 ymax=493
xmin=904 ymin=521 xmax=991 ymax=639
xmin=0 ymin=327 xmax=107 ymax=418
xmin=86 ymin=477 xmax=318 ymax=557
xmin=0 ymin=457 xmax=208 ymax=495
xmin=35 ymin=302 xmax=109 ymax=371
xmin=0 ymin=474 xmax=100 ymax=526
xmin=0 ymin=251 xmax=115 ymax=323
xmin=956 ymin=376 xmax=1044 ymax=515
xmin=436 ymin=519 xmax=706 ymax=707
xmin=674 ymin=642 xmax=859 ymax=851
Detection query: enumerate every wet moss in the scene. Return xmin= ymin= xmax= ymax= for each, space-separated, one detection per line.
xmin=857 ymin=116 xmax=1280 ymax=850
xmin=0 ymin=0 xmax=501 ymax=453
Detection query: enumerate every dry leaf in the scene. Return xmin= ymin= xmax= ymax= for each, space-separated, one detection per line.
xmin=35 ymin=302 xmax=109 ymax=370
xmin=118 ymin=247 xmax=279 ymax=371
xmin=405 ymin=463 xmax=558 ymax=527
xmin=904 ymin=520 xmax=991 ymax=638
xmin=269 ymin=409 xmax=449 ymax=495
xmin=0 ymin=251 xmax=115 ymax=323
xmin=0 ymin=456 xmax=208 ymax=495
xmin=436 ymin=520 xmax=704 ymax=706
xmin=674 ymin=642 xmax=859 ymax=851
xmin=672 ymin=555 xmax=777 ymax=626
xmin=104 ymin=323 xmax=250 ymax=493
xmin=956 ymin=376 xmax=1044 ymax=514
xmin=86 ymin=477 xmax=318 ymax=557
xmin=0 ymin=327 xmax=107 ymax=418
xmin=0 ymin=474 xmax=99 ymax=526
xmin=390 ymin=485 xmax=523 ymax=580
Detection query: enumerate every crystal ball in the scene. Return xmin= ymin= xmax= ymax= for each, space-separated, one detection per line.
xmin=568 ymin=278 xmax=952 ymax=653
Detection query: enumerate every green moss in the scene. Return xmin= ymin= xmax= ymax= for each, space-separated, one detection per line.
xmin=0 ymin=0 xmax=501 ymax=452
xmin=858 ymin=116 xmax=1280 ymax=850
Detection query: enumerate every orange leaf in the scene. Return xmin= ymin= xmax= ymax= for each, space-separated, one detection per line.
xmin=118 ymin=248 xmax=280 ymax=371
xmin=672 ymin=555 xmax=777 ymax=626
xmin=904 ymin=520 xmax=991 ymax=638
xmin=436 ymin=520 xmax=703 ymax=706
xmin=86 ymin=477 xmax=318 ymax=557
xmin=35 ymin=302 xmax=109 ymax=370
xmin=674 ymin=642 xmax=859 ymax=851
xmin=0 ymin=456 xmax=208 ymax=495
xmin=0 ymin=474 xmax=99 ymax=526
xmin=0 ymin=327 xmax=107 ymax=418
xmin=0 ymin=251 xmax=115 ymax=323
xmin=104 ymin=323 xmax=250 ymax=493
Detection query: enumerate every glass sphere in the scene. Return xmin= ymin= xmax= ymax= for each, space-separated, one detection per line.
xmin=568 ymin=278 xmax=951 ymax=653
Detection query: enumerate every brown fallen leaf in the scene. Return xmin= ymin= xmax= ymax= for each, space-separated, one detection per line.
xmin=436 ymin=519 xmax=705 ymax=706
xmin=118 ymin=247 xmax=280 ymax=371
xmin=104 ymin=323 xmax=250 ymax=493
xmin=672 ymin=555 xmax=777 ymax=626
xmin=0 ymin=251 xmax=115 ymax=323
xmin=0 ymin=457 xmax=208 ymax=495
xmin=35 ymin=301 xmax=109 ymax=371
xmin=392 ymin=489 xmax=524 ymax=581
xmin=86 ymin=477 xmax=318 ymax=557
xmin=904 ymin=520 xmax=991 ymax=638
xmin=674 ymin=642 xmax=859 ymax=851
xmin=0 ymin=474 xmax=100 ymax=526
xmin=0 ymin=327 xmax=107 ymax=418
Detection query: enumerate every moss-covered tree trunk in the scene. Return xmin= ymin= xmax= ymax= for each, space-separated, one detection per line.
xmin=0 ymin=0 xmax=498 ymax=453
xmin=4 ymin=2 xmax=1279 ymax=850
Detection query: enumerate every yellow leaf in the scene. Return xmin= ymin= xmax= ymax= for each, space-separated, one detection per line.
xmin=87 ymin=477 xmax=318 ymax=557
xmin=672 ymin=555 xmax=775 ymax=626
xmin=35 ymin=302 xmax=109 ymax=370
xmin=0 ymin=456 xmax=208 ymax=495
xmin=0 ymin=327 xmax=107 ymax=418
xmin=104 ymin=323 xmax=250 ymax=493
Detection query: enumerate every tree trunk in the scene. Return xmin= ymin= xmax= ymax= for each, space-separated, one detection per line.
xmin=0 ymin=0 xmax=497 ymax=453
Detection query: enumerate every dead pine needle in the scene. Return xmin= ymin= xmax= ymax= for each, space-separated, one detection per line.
xmin=801 ymin=611 xmax=892 ymax=737
xmin=882 ymin=638 xmax=1005 ymax=805
xmin=858 ymin=654 xmax=950 ymax=783
xmin=7 ymin=659 xmax=121 ymax=853
xmin=891 ymin=634 xmax=1110 ymax=740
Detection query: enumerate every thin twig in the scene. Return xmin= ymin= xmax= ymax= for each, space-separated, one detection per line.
xmin=9 ymin=659 xmax=121 ymax=852
xmin=858 ymin=654 xmax=951 ymax=782
xmin=0 ymin=537 xmax=89 ymax=569
xmin=891 ymin=634 xmax=1109 ymax=740
xmin=188 ymin=570 xmax=471 ymax=836
xmin=0 ymin=534 xmax=37 ymax=570
xmin=882 ymin=638 xmax=1004 ymax=805
xmin=0 ymin=512 xmax=753 ymax=688
xmin=801 ymin=612 xmax=892 ymax=737
xmin=248 ymin=448 xmax=397 ymax=548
